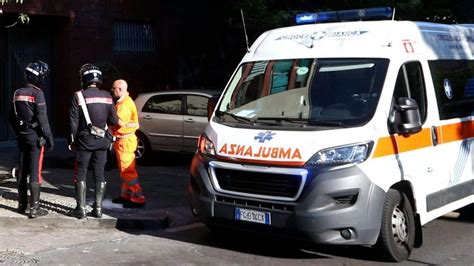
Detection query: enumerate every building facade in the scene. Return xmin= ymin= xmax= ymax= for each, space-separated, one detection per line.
xmin=0 ymin=0 xmax=176 ymax=139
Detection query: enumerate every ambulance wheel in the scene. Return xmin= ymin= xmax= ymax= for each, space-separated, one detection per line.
xmin=135 ymin=132 xmax=150 ymax=163
xmin=376 ymin=189 xmax=415 ymax=262
xmin=457 ymin=203 xmax=474 ymax=219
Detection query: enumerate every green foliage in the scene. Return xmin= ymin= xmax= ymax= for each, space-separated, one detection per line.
xmin=221 ymin=0 xmax=473 ymax=39
xmin=211 ymin=0 xmax=474 ymax=65
xmin=4 ymin=13 xmax=29 ymax=28
xmin=18 ymin=13 xmax=29 ymax=24
xmin=1 ymin=0 xmax=24 ymax=5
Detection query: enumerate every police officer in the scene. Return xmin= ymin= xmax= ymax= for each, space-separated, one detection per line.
xmin=8 ymin=60 xmax=54 ymax=219
xmin=68 ymin=63 xmax=119 ymax=219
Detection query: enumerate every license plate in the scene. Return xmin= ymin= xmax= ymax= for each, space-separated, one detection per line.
xmin=235 ymin=207 xmax=271 ymax=225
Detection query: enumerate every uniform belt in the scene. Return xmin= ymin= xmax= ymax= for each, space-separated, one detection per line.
xmin=77 ymin=130 xmax=90 ymax=137
xmin=21 ymin=121 xmax=39 ymax=129
xmin=115 ymin=133 xmax=134 ymax=139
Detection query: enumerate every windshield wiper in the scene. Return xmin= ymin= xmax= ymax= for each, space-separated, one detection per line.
xmin=256 ymin=117 xmax=345 ymax=127
xmin=216 ymin=111 xmax=255 ymax=124
xmin=216 ymin=113 xmax=346 ymax=127
xmin=307 ymin=119 xmax=346 ymax=127
xmin=255 ymin=117 xmax=307 ymax=125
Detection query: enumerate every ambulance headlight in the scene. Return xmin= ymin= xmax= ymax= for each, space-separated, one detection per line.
xmin=198 ymin=134 xmax=216 ymax=156
xmin=306 ymin=142 xmax=373 ymax=167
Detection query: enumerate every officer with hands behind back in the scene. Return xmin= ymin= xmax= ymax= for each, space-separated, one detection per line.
xmin=9 ymin=60 xmax=54 ymax=219
xmin=68 ymin=63 xmax=120 ymax=219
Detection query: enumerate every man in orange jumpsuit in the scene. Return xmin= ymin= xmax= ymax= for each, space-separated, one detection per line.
xmin=111 ymin=79 xmax=145 ymax=208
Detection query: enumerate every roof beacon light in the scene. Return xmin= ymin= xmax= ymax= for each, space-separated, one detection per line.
xmin=295 ymin=7 xmax=393 ymax=25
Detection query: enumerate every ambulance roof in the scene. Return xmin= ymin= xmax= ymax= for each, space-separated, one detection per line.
xmin=242 ymin=20 xmax=474 ymax=62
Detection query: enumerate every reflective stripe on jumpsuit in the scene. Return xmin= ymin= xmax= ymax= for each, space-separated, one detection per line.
xmin=114 ymin=135 xmax=145 ymax=203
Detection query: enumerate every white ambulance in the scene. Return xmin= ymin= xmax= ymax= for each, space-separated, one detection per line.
xmin=188 ymin=7 xmax=474 ymax=262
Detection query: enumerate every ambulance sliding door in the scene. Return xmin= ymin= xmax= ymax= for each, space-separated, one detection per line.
xmin=425 ymin=60 xmax=474 ymax=213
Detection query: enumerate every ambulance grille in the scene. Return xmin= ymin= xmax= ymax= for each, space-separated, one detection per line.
xmin=215 ymin=195 xmax=294 ymax=212
xmin=214 ymin=168 xmax=302 ymax=198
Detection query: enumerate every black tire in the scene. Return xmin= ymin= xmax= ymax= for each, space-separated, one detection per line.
xmin=457 ymin=203 xmax=474 ymax=220
xmin=376 ymin=189 xmax=415 ymax=262
xmin=135 ymin=132 xmax=151 ymax=163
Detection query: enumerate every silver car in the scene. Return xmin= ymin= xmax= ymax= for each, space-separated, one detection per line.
xmin=134 ymin=89 xmax=221 ymax=160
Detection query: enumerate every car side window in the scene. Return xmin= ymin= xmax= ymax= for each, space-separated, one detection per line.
xmin=429 ymin=60 xmax=474 ymax=120
xmin=388 ymin=61 xmax=427 ymax=134
xmin=392 ymin=62 xmax=427 ymax=121
xmin=142 ymin=94 xmax=182 ymax=115
xmin=186 ymin=95 xmax=208 ymax=117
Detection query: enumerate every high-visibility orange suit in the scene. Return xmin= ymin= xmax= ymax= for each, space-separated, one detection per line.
xmin=112 ymin=93 xmax=145 ymax=205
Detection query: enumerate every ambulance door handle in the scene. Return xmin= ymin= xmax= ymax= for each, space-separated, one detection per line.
xmin=431 ymin=126 xmax=438 ymax=146
xmin=185 ymin=118 xmax=195 ymax=123
xmin=143 ymin=115 xmax=152 ymax=120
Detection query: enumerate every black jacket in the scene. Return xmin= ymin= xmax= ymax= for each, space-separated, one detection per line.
xmin=69 ymin=86 xmax=119 ymax=150
xmin=9 ymin=84 xmax=53 ymax=137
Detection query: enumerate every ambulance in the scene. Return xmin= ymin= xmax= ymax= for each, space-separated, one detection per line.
xmin=188 ymin=7 xmax=474 ymax=262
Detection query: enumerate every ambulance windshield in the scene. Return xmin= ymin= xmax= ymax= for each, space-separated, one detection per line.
xmin=216 ymin=58 xmax=389 ymax=128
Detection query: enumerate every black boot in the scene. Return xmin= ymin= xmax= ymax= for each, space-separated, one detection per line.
xmin=17 ymin=178 xmax=28 ymax=214
xmin=29 ymin=182 xmax=48 ymax=218
xmin=70 ymin=181 xmax=87 ymax=219
xmin=92 ymin=182 xmax=106 ymax=218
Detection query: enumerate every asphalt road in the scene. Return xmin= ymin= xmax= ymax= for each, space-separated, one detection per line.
xmin=0 ymin=152 xmax=473 ymax=265
xmin=1 ymin=210 xmax=472 ymax=265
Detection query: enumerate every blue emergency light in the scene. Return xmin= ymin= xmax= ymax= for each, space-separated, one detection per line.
xmin=295 ymin=7 xmax=393 ymax=24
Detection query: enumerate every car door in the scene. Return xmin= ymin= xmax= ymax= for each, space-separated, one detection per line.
xmin=139 ymin=93 xmax=184 ymax=151
xmin=388 ymin=62 xmax=447 ymax=216
xmin=183 ymin=94 xmax=210 ymax=152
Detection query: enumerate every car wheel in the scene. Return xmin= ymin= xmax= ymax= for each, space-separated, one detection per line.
xmin=376 ymin=189 xmax=415 ymax=262
xmin=135 ymin=132 xmax=150 ymax=162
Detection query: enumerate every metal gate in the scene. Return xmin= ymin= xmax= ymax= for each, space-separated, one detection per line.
xmin=0 ymin=21 xmax=53 ymax=141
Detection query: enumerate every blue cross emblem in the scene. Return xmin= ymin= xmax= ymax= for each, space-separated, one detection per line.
xmin=254 ymin=131 xmax=275 ymax=143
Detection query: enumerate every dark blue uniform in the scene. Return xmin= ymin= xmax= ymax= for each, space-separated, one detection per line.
xmin=69 ymin=86 xmax=119 ymax=183
xmin=9 ymin=84 xmax=53 ymax=185
xmin=9 ymin=83 xmax=54 ymax=216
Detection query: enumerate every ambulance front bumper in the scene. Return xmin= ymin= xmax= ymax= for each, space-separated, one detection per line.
xmin=189 ymin=153 xmax=386 ymax=245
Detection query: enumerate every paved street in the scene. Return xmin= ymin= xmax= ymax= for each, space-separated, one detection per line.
xmin=0 ymin=213 xmax=473 ymax=265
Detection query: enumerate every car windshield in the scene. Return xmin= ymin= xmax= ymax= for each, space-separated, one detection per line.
xmin=215 ymin=58 xmax=389 ymax=128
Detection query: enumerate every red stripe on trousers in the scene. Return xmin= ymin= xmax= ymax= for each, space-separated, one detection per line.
xmin=38 ymin=146 xmax=44 ymax=184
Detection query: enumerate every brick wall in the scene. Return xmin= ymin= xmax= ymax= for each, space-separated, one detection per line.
xmin=2 ymin=0 xmax=162 ymax=136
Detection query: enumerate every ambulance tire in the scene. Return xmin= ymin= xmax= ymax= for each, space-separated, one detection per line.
xmin=135 ymin=131 xmax=150 ymax=163
xmin=376 ymin=189 xmax=415 ymax=262
xmin=457 ymin=203 xmax=474 ymax=220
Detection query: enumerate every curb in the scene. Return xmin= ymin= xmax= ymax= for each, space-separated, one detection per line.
xmin=0 ymin=213 xmax=117 ymax=229
xmin=0 ymin=182 xmax=170 ymax=230
xmin=0 ymin=209 xmax=170 ymax=230
xmin=0 ymin=212 xmax=170 ymax=230
xmin=116 ymin=215 xmax=169 ymax=230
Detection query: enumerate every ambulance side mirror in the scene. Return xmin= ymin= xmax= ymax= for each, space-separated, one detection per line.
xmin=395 ymin=97 xmax=422 ymax=135
xmin=207 ymin=95 xmax=220 ymax=121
